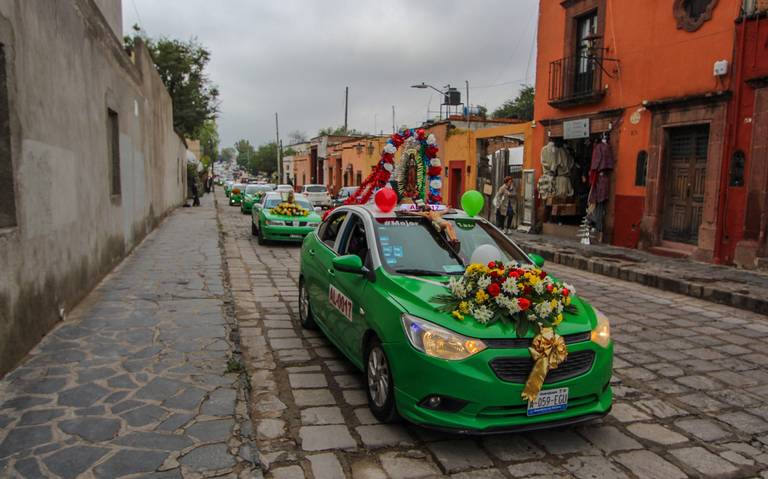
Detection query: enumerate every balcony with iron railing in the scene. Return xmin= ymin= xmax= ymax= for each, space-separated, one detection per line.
xmin=548 ymin=54 xmax=606 ymax=108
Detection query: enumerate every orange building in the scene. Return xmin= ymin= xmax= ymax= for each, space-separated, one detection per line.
xmin=533 ymin=0 xmax=744 ymax=263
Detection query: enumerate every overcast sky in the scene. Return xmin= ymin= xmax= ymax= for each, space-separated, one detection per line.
xmin=123 ymin=0 xmax=539 ymax=148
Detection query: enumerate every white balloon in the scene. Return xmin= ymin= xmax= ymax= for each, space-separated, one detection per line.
xmin=383 ymin=144 xmax=397 ymax=154
xmin=430 ymin=179 xmax=442 ymax=189
xmin=430 ymin=158 xmax=441 ymax=167
xmin=470 ymin=244 xmax=503 ymax=266
xmin=427 ymin=134 xmax=437 ymax=145
xmin=383 ymin=163 xmax=394 ymax=172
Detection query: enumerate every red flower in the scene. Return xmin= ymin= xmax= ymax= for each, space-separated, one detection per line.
xmin=539 ymin=271 xmax=547 ymax=279
xmin=487 ymin=283 xmax=501 ymax=297
xmin=490 ymin=270 xmax=499 ymax=279
xmin=509 ymin=270 xmax=521 ymax=278
xmin=417 ymin=128 xmax=426 ymax=139
xmin=518 ymin=298 xmax=531 ymax=311
xmin=562 ymin=288 xmax=570 ymax=297
xmin=427 ymin=166 xmax=442 ymax=176
xmin=524 ymin=286 xmax=532 ymax=295
xmin=425 ymin=145 xmax=439 ymax=158
xmin=488 ymin=261 xmax=497 ymax=269
xmin=546 ymin=284 xmax=554 ymax=293
xmin=391 ymin=134 xmax=404 ymax=147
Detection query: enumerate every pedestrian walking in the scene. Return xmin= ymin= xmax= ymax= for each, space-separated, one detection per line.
xmin=494 ymin=176 xmax=515 ymax=234
xmin=191 ymin=178 xmax=201 ymax=207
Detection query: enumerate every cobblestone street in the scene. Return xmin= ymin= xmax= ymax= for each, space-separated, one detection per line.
xmin=218 ymin=189 xmax=768 ymax=479
xmin=0 ymin=195 xmax=256 ymax=478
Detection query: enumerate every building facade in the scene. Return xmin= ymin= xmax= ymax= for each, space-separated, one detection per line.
xmin=532 ymin=0 xmax=761 ymax=265
xmin=0 ymin=0 xmax=188 ymax=374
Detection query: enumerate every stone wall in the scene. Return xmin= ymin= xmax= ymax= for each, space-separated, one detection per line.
xmin=0 ymin=0 xmax=188 ymax=375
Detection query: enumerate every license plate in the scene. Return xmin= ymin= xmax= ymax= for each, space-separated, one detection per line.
xmin=527 ymin=387 xmax=568 ymax=416
xmin=290 ymin=234 xmax=303 ymax=238
xmin=293 ymin=221 xmax=299 ymax=226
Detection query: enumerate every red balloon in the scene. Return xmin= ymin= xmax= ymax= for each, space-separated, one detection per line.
xmin=374 ymin=188 xmax=398 ymax=212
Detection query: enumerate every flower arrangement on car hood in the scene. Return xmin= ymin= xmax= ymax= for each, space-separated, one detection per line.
xmin=433 ymin=261 xmax=575 ymax=401
xmin=270 ymin=191 xmax=309 ymax=217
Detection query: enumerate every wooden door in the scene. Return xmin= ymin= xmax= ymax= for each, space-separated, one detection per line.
xmin=450 ymin=167 xmax=463 ymax=208
xmin=662 ymin=125 xmax=709 ymax=244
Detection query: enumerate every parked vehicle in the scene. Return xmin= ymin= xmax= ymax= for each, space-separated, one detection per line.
xmin=332 ymin=186 xmax=359 ymax=208
xmin=301 ymin=184 xmax=332 ymax=208
xmin=298 ymin=203 xmax=612 ymax=433
xmin=229 ymin=184 xmax=245 ymax=206
xmin=241 ymin=184 xmax=274 ymax=214
xmin=251 ymin=192 xmax=322 ymax=244
xmin=276 ymin=184 xmax=294 ymax=193
xmin=224 ymin=181 xmax=234 ymax=197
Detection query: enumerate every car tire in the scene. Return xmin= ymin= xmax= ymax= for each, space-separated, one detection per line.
xmin=251 ymin=220 xmax=257 ymax=236
xmin=365 ymin=337 xmax=400 ymax=423
xmin=298 ymin=278 xmax=317 ymax=330
xmin=257 ymin=226 xmax=266 ymax=245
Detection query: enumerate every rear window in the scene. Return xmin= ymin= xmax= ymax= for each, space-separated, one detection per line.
xmin=305 ymin=186 xmax=327 ymax=193
xmin=245 ymin=186 xmax=261 ymax=194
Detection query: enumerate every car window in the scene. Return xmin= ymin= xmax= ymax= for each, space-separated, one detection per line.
xmin=339 ymin=214 xmax=370 ymax=263
xmin=245 ymin=186 xmax=261 ymax=194
xmin=318 ymin=211 xmax=348 ymax=249
xmin=372 ymin=216 xmax=527 ymax=275
xmin=305 ymin=185 xmax=327 ymax=193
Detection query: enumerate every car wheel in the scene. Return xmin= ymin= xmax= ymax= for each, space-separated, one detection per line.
xmin=257 ymin=226 xmax=266 ymax=245
xmin=298 ymin=278 xmax=317 ymax=329
xmin=251 ymin=220 xmax=257 ymax=236
xmin=365 ymin=337 xmax=400 ymax=423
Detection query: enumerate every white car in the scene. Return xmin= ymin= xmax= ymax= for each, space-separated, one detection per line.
xmin=276 ymin=184 xmax=294 ymax=192
xmin=300 ymin=184 xmax=332 ymax=208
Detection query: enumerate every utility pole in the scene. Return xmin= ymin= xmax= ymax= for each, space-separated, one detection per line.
xmin=344 ymin=86 xmax=349 ymax=134
xmin=465 ymin=80 xmax=470 ymax=123
xmin=392 ymin=105 xmax=396 ymax=133
xmin=275 ymin=112 xmax=281 ymax=182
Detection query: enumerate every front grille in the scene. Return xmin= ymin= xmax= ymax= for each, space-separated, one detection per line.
xmin=299 ymin=222 xmax=307 ymax=227
xmin=484 ymin=331 xmax=590 ymax=349
xmin=489 ymin=350 xmax=595 ymax=384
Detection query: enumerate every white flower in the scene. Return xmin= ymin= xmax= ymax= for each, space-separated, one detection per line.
xmin=502 ymin=278 xmax=518 ymax=294
xmin=495 ymin=295 xmax=521 ymax=315
xmin=449 ymin=278 xmax=468 ymax=298
xmin=473 ymin=305 xmax=493 ymax=324
xmin=430 ymin=158 xmax=441 ymax=167
xmin=534 ymin=282 xmax=545 ymax=295
xmin=426 ymin=134 xmax=437 ymax=145
xmin=383 ymin=144 xmax=397 ymax=154
xmin=430 ymin=179 xmax=442 ymax=189
xmin=477 ymin=276 xmax=491 ymax=289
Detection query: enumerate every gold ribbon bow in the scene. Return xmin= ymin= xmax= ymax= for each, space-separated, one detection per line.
xmin=521 ymin=327 xmax=568 ymax=402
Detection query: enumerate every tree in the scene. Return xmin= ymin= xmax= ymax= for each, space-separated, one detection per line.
xmin=252 ymin=142 xmax=278 ymax=176
xmin=235 ymin=140 xmax=256 ymax=170
xmin=125 ymin=26 xmax=219 ymax=138
xmin=288 ymin=130 xmax=308 ymax=144
xmin=317 ymin=126 xmax=365 ymax=136
xmin=221 ymin=147 xmax=236 ymax=163
xmin=197 ymin=120 xmax=219 ymax=167
xmin=492 ymin=85 xmax=534 ymax=121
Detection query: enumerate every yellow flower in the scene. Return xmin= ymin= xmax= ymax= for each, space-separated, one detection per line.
xmin=459 ymin=301 xmax=470 ymax=314
xmin=475 ymin=290 xmax=489 ymax=303
xmin=452 ymin=310 xmax=464 ymax=321
xmin=550 ymin=299 xmax=558 ymax=309
xmin=518 ymin=283 xmax=525 ymax=291
xmin=565 ymin=296 xmax=572 ymax=306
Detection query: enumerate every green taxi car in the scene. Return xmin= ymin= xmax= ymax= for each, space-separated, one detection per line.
xmin=224 ymin=181 xmax=234 ymax=197
xmin=298 ymin=204 xmax=612 ymax=433
xmin=251 ymin=192 xmax=322 ymax=244
xmin=229 ymin=183 xmax=245 ymax=206
xmin=241 ymin=184 xmax=275 ymax=215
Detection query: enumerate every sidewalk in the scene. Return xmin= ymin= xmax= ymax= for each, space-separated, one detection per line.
xmin=508 ymin=230 xmax=768 ymax=315
xmin=0 ymin=194 xmax=257 ymax=478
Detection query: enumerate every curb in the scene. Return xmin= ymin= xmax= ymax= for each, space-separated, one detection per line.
xmin=522 ymin=243 xmax=768 ymax=316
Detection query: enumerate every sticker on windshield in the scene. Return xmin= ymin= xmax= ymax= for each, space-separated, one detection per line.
xmin=386 ymin=258 xmax=397 ymax=265
xmin=382 ymin=245 xmax=393 ymax=256
xmin=455 ymin=220 xmax=476 ymax=230
xmin=443 ymin=264 xmax=465 ymax=273
xmin=379 ymin=235 xmax=390 ymax=243
xmin=393 ymin=246 xmax=404 ymax=258
xmin=329 ymin=285 xmax=353 ymax=322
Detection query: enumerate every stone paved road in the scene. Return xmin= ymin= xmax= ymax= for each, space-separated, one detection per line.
xmin=0 ymin=194 xmax=257 ymax=478
xmin=219 ymin=190 xmax=768 ymax=479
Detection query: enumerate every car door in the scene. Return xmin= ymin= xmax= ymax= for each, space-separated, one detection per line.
xmin=329 ymin=213 xmax=373 ymax=362
xmin=305 ymin=210 xmax=348 ymax=334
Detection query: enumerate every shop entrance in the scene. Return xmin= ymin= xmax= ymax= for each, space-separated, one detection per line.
xmin=662 ymin=124 xmax=709 ymax=245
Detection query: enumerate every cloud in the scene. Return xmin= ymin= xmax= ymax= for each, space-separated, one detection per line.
xmin=124 ymin=0 xmax=538 ymax=147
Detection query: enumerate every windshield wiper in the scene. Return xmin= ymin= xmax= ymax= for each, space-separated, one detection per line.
xmin=394 ymin=268 xmax=464 ymax=276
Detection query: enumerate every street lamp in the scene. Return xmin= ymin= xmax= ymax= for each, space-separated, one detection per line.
xmin=410 ymin=82 xmax=446 ymax=96
xmin=411 ymin=83 xmax=460 ymax=120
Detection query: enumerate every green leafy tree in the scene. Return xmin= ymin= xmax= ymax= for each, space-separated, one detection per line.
xmin=235 ymin=140 xmax=257 ymax=170
xmin=220 ymin=147 xmax=236 ymax=163
xmin=198 ymin=120 xmax=220 ymax=167
xmin=125 ymin=26 xmax=219 ymax=138
xmin=317 ymin=126 xmax=365 ymax=136
xmin=252 ymin=142 xmax=278 ymax=176
xmin=492 ymin=85 xmax=534 ymax=121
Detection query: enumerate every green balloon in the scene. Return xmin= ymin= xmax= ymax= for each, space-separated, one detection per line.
xmin=460 ymin=190 xmax=484 ymax=217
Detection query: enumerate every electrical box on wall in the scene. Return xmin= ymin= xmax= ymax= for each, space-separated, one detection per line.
xmin=714 ymin=60 xmax=729 ymax=77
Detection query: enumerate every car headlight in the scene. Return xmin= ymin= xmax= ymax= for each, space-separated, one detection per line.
xmin=266 ymin=220 xmax=283 ymax=226
xmin=309 ymin=222 xmax=320 ymax=228
xmin=401 ymin=314 xmax=486 ymax=360
xmin=591 ymin=309 xmax=611 ymax=348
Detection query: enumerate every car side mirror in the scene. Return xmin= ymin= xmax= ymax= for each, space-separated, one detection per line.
xmin=529 ymin=253 xmax=545 ymax=268
xmin=333 ymin=254 xmax=368 ymax=275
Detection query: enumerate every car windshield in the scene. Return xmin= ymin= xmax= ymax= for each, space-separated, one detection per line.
xmin=305 ymin=185 xmax=327 ymax=193
xmin=264 ymin=196 xmax=313 ymax=210
xmin=245 ymin=185 xmax=262 ymax=194
xmin=373 ymin=216 xmax=528 ymax=275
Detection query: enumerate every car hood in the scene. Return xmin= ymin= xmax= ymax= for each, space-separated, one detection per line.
xmin=380 ymin=272 xmax=596 ymax=339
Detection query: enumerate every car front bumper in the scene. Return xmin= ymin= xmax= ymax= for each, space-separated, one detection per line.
xmin=384 ymin=338 xmax=613 ymax=433
xmin=263 ymin=224 xmax=318 ymax=242
xmin=229 ymin=196 xmax=242 ymax=205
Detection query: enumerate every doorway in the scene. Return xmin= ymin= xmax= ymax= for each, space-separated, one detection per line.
xmin=450 ymin=163 xmax=463 ymax=208
xmin=662 ymin=124 xmax=709 ymax=244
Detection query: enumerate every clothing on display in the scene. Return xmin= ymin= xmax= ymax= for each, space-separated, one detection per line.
xmin=586 ymin=138 xmax=615 ymax=232
xmin=538 ymin=141 xmax=574 ymax=199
